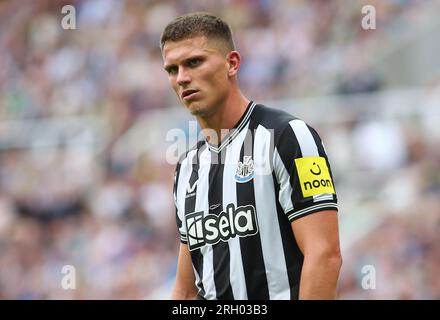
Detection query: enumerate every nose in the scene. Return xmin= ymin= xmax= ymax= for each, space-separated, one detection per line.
xmin=176 ymin=67 xmax=191 ymax=86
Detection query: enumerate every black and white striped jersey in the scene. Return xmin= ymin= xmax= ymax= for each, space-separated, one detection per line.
xmin=173 ymin=101 xmax=338 ymax=300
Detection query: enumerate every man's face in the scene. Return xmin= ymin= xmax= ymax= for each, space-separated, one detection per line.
xmin=162 ymin=36 xmax=230 ymax=117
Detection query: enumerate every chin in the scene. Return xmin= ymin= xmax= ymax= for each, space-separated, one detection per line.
xmin=189 ymin=107 xmax=207 ymax=116
xmin=186 ymin=101 xmax=209 ymax=116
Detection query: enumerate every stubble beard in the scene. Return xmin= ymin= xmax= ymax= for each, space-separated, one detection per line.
xmin=188 ymin=102 xmax=213 ymax=118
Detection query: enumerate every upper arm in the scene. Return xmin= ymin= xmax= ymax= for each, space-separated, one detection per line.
xmin=291 ymin=209 xmax=342 ymax=300
xmin=173 ymin=243 xmax=198 ymax=299
xmin=291 ymin=210 xmax=341 ymax=257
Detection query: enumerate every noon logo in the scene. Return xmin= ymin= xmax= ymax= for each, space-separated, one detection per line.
xmin=295 ymin=156 xmax=335 ymax=197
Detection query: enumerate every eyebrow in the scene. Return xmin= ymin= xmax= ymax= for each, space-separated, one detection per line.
xmin=164 ymin=55 xmax=206 ymax=71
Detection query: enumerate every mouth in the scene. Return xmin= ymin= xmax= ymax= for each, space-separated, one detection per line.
xmin=181 ymin=89 xmax=199 ymax=100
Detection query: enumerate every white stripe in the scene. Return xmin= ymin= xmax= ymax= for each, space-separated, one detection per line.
xmin=176 ymin=149 xmax=198 ymax=238
xmin=313 ymin=193 xmax=334 ymax=202
xmin=288 ymin=203 xmax=338 ymax=221
xmin=289 ymin=119 xmax=319 ymax=157
xmin=289 ymin=202 xmax=337 ymax=217
xmin=223 ymin=125 xmax=249 ymax=300
xmin=192 ymin=265 xmax=202 ymax=296
xmin=195 ymin=145 xmax=217 ymax=299
xmin=253 ymin=125 xmax=290 ymax=299
xmin=289 ymin=119 xmax=330 ymax=203
xmin=273 ymin=147 xmax=294 ymax=213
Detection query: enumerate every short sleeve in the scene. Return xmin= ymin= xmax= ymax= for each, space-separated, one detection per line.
xmin=272 ymin=119 xmax=338 ymax=222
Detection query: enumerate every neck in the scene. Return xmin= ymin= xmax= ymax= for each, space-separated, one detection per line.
xmin=196 ymin=90 xmax=249 ymax=146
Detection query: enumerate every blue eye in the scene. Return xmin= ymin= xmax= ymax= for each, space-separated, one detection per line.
xmin=188 ymin=58 xmax=201 ymax=67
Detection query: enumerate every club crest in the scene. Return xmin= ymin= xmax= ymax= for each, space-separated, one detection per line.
xmin=235 ymin=156 xmax=254 ymax=183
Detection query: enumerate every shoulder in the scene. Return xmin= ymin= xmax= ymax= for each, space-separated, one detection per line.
xmin=175 ymin=140 xmax=205 ymax=170
xmin=251 ymin=103 xmax=297 ymax=129
xmin=250 ymin=103 xmax=309 ymax=142
xmin=173 ymin=140 xmax=205 ymax=190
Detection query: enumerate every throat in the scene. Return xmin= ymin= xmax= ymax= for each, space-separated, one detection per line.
xmin=204 ymin=128 xmax=230 ymax=146
xmin=197 ymin=97 xmax=251 ymax=148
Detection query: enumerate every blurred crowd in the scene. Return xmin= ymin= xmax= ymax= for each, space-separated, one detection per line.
xmin=333 ymin=96 xmax=440 ymax=299
xmin=0 ymin=0 xmax=431 ymax=121
xmin=0 ymin=0 xmax=439 ymax=299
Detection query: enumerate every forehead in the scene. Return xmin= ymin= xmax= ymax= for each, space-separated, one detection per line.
xmin=162 ymin=36 xmax=219 ymax=64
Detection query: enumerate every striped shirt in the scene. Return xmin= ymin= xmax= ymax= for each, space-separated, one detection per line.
xmin=173 ymin=101 xmax=338 ymax=300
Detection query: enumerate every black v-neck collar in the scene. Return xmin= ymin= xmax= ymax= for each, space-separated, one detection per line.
xmin=205 ymin=101 xmax=256 ymax=153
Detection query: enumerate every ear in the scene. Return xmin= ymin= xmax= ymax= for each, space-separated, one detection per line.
xmin=226 ymin=51 xmax=241 ymax=77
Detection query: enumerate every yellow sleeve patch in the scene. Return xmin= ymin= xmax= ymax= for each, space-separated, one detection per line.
xmin=294 ymin=156 xmax=335 ymax=197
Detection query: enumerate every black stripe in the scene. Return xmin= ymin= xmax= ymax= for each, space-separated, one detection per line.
xmin=268 ymin=123 xmax=302 ymax=299
xmin=185 ymin=146 xmax=205 ymax=297
xmin=174 ymin=162 xmax=182 ymax=198
xmin=210 ymin=149 xmax=234 ymax=299
xmin=174 ymin=162 xmax=182 ymax=230
xmin=272 ymin=171 xmax=303 ymax=299
xmin=251 ymin=104 xmax=296 ymax=133
xmin=275 ymin=124 xmax=305 ymax=209
xmin=237 ymin=120 xmax=270 ymax=300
